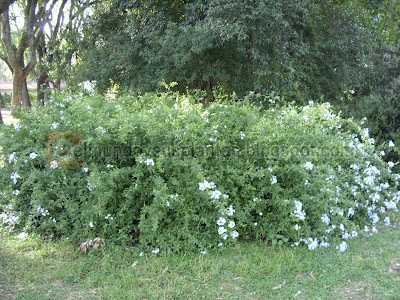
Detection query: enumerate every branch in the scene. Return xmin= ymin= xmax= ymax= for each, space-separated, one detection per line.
xmin=0 ymin=8 xmax=17 ymax=66
xmin=52 ymin=0 xmax=68 ymax=40
xmin=0 ymin=0 xmax=16 ymax=15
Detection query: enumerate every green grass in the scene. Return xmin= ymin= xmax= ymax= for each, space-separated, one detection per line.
xmin=1 ymin=219 xmax=400 ymax=300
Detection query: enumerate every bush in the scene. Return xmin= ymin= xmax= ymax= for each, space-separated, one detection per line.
xmin=1 ymin=91 xmax=399 ymax=253
xmin=352 ymin=44 xmax=400 ymax=172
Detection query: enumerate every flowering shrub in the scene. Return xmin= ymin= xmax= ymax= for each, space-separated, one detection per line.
xmin=0 ymin=91 xmax=399 ymax=254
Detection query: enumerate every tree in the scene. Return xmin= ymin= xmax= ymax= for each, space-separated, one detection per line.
xmin=0 ymin=0 xmax=16 ymax=15
xmin=78 ymin=0 xmax=367 ymax=103
xmin=33 ymin=0 xmax=95 ymax=104
xmin=0 ymin=0 xmax=53 ymax=112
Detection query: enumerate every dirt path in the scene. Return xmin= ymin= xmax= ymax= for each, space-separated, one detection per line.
xmin=1 ymin=108 xmax=13 ymax=125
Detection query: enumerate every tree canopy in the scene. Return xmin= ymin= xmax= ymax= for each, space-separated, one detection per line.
xmin=77 ymin=0 xmax=378 ymax=102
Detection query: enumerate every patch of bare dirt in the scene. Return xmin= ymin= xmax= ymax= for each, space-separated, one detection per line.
xmin=334 ymin=281 xmax=373 ymax=300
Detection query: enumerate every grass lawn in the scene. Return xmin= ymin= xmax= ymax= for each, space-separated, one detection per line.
xmin=0 ymin=217 xmax=399 ymax=300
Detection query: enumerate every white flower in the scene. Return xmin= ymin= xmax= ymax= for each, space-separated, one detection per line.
xmin=12 ymin=190 xmax=19 ymax=196
xmin=82 ymin=167 xmax=89 ymax=173
xmin=225 ymin=205 xmax=235 ymax=217
xmin=389 ymin=140 xmax=395 ymax=147
xmin=350 ymin=164 xmax=360 ymax=171
xmin=351 ymin=230 xmax=358 ymax=237
xmin=198 ymin=180 xmax=216 ymax=191
xmin=51 ymin=122 xmax=58 ymax=130
xmin=152 ymin=248 xmax=160 ymax=254
xmin=295 ymin=224 xmax=301 ymax=231
xmin=49 ymin=160 xmax=59 ymax=169
xmin=218 ymin=242 xmax=223 ymax=247
xmin=231 ymin=230 xmax=239 ymax=239
xmin=254 ymin=222 xmax=258 ymax=226
xmin=339 ymin=224 xmax=345 ymax=231
xmin=14 ymin=124 xmax=21 ymax=131
xmin=10 ymin=172 xmax=21 ymax=185
xmin=372 ymin=227 xmax=378 ymax=233
xmin=217 ymin=217 xmax=226 ymax=226
xmin=218 ymin=227 xmax=227 ymax=235
xmin=223 ymin=194 xmax=229 ymax=199
xmin=308 ymin=239 xmax=319 ymax=250
xmin=270 ymin=176 xmax=277 ymax=185
xmin=337 ymin=241 xmax=348 ymax=252
xmin=320 ymin=241 xmax=330 ymax=248
xmin=144 ymin=158 xmax=154 ymax=166
xmin=170 ymin=194 xmax=179 ymax=200
xmin=106 ymin=164 xmax=114 ymax=168
xmin=292 ymin=200 xmax=306 ymax=220
xmin=384 ymin=217 xmax=391 ymax=226
xmin=388 ymin=161 xmax=395 ymax=168
xmin=370 ymin=213 xmax=380 ymax=224
xmin=139 ymin=252 xmax=144 ymax=257
xmin=342 ymin=231 xmax=351 ymax=240
xmin=380 ymin=150 xmax=385 ymax=156
xmin=305 ymin=180 xmax=309 ymax=185
xmin=209 ymin=190 xmax=222 ymax=200
xmin=8 ymin=152 xmax=17 ymax=164
xmin=200 ymin=251 xmax=207 ymax=255
xmin=222 ymin=234 xmax=228 ymax=240
xmin=166 ymin=200 xmax=170 ymax=207
xmin=228 ymin=221 xmax=235 ymax=228
xmin=17 ymin=232 xmax=28 ymax=240
xmin=321 ymin=214 xmax=330 ymax=225
xmin=239 ymin=131 xmax=245 ymax=139
xmin=89 ymin=222 xmax=94 ymax=228
xmin=303 ymin=162 xmax=314 ymax=171
xmin=96 ymin=126 xmax=106 ymax=134
xmin=29 ymin=152 xmax=37 ymax=159
xmin=347 ymin=208 xmax=355 ymax=218
xmin=199 ymin=182 xmax=207 ymax=191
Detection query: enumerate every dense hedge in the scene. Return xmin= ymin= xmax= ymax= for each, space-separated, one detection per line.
xmin=1 ymin=91 xmax=399 ymax=253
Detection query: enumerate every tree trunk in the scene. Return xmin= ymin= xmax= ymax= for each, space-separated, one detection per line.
xmin=0 ymin=93 xmax=3 ymax=124
xmin=22 ymin=79 xmax=31 ymax=107
xmin=0 ymin=92 xmax=4 ymax=107
xmin=205 ymin=77 xmax=213 ymax=104
xmin=37 ymin=74 xmax=50 ymax=105
xmin=11 ymin=69 xmax=31 ymax=114
xmin=11 ymin=71 xmax=24 ymax=114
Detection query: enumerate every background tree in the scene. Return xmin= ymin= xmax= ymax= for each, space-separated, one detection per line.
xmin=1 ymin=0 xmax=54 ymax=112
xmin=34 ymin=0 xmax=94 ymax=104
xmin=78 ymin=0 xmax=367 ymax=103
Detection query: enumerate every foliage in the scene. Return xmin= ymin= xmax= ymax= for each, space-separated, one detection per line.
xmin=0 ymin=91 xmax=399 ymax=253
xmin=78 ymin=0 xmax=366 ymax=102
xmin=350 ymin=44 xmax=400 ymax=172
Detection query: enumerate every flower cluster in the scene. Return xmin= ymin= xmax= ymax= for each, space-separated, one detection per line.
xmin=139 ymin=158 xmax=155 ymax=166
xmin=37 ymin=205 xmax=56 ymax=223
xmin=10 ymin=172 xmax=21 ymax=185
xmin=198 ymin=180 xmax=238 ymax=245
xmin=292 ymin=200 xmax=306 ymax=221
